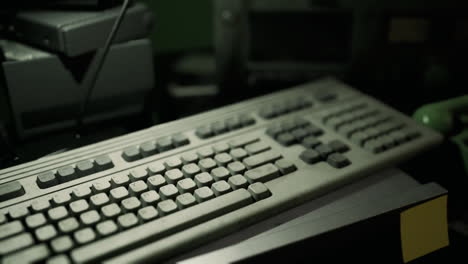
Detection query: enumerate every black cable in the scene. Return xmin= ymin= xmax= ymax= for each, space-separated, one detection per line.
xmin=75 ymin=0 xmax=132 ymax=138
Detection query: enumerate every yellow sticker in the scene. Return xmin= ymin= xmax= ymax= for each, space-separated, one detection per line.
xmin=400 ymin=195 xmax=449 ymax=263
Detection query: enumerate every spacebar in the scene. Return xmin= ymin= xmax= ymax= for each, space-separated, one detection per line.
xmin=71 ymin=189 xmax=254 ymax=264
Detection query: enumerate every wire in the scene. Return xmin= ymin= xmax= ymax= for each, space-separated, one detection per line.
xmin=75 ymin=0 xmax=132 ymax=138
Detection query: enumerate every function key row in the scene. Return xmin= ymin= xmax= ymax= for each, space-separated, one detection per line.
xmin=195 ymin=114 xmax=256 ymax=139
xmin=36 ymin=155 xmax=114 ymax=189
xmin=258 ymin=97 xmax=312 ymax=120
xmin=266 ymin=117 xmax=323 ymax=147
xmin=122 ymin=133 xmax=190 ymax=162
xmin=319 ymin=102 xmax=368 ymax=123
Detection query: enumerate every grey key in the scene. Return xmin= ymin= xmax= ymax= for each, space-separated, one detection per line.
xmin=147 ymin=162 xmax=165 ymax=175
xmin=212 ymin=121 xmax=227 ymax=135
xmin=213 ymin=142 xmax=230 ymax=153
xmin=129 ymin=180 xmax=148 ymax=194
xmin=304 ymin=124 xmax=324 ymax=137
xmin=137 ymin=206 xmax=159 ymax=222
xmin=294 ymin=117 xmax=310 ymax=128
xmin=197 ymin=147 xmax=215 ymax=159
xmin=291 ymin=128 xmax=309 ymax=141
xmin=141 ymin=190 xmax=161 ymax=205
xmin=226 ymin=116 xmax=241 ymax=130
xmin=194 ymin=172 xmax=214 ymax=187
xmin=122 ymin=197 xmax=142 ymax=212
xmin=157 ymin=137 xmax=173 ymax=152
xmin=47 ymin=255 xmax=71 ymax=264
xmin=117 ymin=213 xmax=139 ymax=229
xmin=48 ymin=206 xmax=68 ymax=221
xmin=259 ymin=105 xmax=275 ymax=119
xmin=245 ymin=163 xmax=281 ymax=183
xmin=37 ymin=172 xmax=58 ymax=189
xmin=0 ymin=181 xmax=25 ymax=202
xmin=302 ymin=136 xmax=321 ymax=148
xmin=315 ymin=144 xmax=334 ymax=158
xmin=31 ymin=199 xmax=51 ymax=212
xmin=327 ymin=153 xmax=351 ymax=168
xmin=35 ymin=224 xmax=57 ymax=241
xmin=95 ymin=155 xmax=114 ymax=170
xmin=92 ymin=180 xmax=111 ymax=193
xmin=275 ymin=159 xmax=297 ymax=174
xmin=230 ymin=148 xmax=248 ymax=161
xmin=266 ymin=124 xmax=284 ymax=138
xmin=173 ymin=133 xmax=190 ymax=147
xmin=9 ymin=206 xmax=29 ymax=219
xmin=70 ymin=199 xmax=90 ymax=214
xmin=280 ymin=120 xmax=296 ymax=131
xmin=0 ymin=221 xmax=24 ymax=239
xmin=239 ymin=114 xmax=255 ymax=126
xmin=177 ymin=178 xmax=197 ymax=193
xmin=329 ymin=140 xmax=350 ymax=153
xmin=194 ymin=187 xmax=214 ymax=202
xmin=277 ymin=133 xmax=296 ymax=146
xmin=26 ymin=213 xmax=47 ymax=229
xmin=140 ymin=141 xmax=157 ymax=157
xmin=228 ymin=136 xmax=259 ymax=148
xmin=157 ymin=200 xmax=178 ymax=216
xmin=96 ymin=220 xmax=118 ymax=236
xmin=147 ymin=175 xmax=166 ymax=190
xmin=76 ymin=160 xmax=95 ymax=176
xmin=165 ymin=157 xmax=183 ymax=169
xmin=350 ymin=131 xmax=371 ymax=146
xmin=198 ymin=158 xmax=217 ymax=171
xmin=227 ymin=161 xmax=246 ymax=175
xmin=196 ymin=125 xmax=213 ymax=139
xmin=228 ymin=175 xmax=248 ymax=190
xmin=182 ymin=163 xmax=201 ymax=178
xmin=165 ymin=169 xmax=184 ymax=184
xmin=80 ymin=210 xmax=101 ymax=225
xmin=176 ymin=193 xmax=197 ymax=209
xmin=129 ymin=168 xmax=149 ymax=182
xmin=72 ymin=186 xmax=92 ymax=199
xmin=0 ymin=233 xmax=34 ymax=255
xmin=211 ymin=180 xmax=232 ymax=196
xmin=57 ymin=166 xmax=77 ymax=182
xmin=0 ymin=213 xmax=5 ymax=224
xmin=70 ymin=189 xmax=254 ymax=264
xmin=101 ymin=203 xmax=121 ymax=218
xmin=51 ymin=235 xmax=74 ymax=253
xmin=211 ymin=167 xmax=230 ymax=181
xmin=74 ymin=228 xmax=96 ymax=244
xmin=159 ymin=184 xmax=179 ymax=200
xmin=110 ymin=187 xmax=129 ymax=201
xmin=181 ymin=152 xmax=199 ymax=164
xmin=122 ymin=146 xmax=141 ymax=162
xmin=2 ymin=244 xmax=50 ymax=264
xmin=363 ymin=139 xmax=385 ymax=153
xmin=243 ymin=150 xmax=282 ymax=169
xmin=248 ymin=182 xmax=272 ymax=201
xmin=58 ymin=217 xmax=79 ymax=233
xmin=90 ymin=192 xmax=110 ymax=207
xmin=300 ymin=149 xmax=321 ymax=164
xmin=111 ymin=174 xmax=130 ymax=187
xmin=245 ymin=142 xmax=270 ymax=155
xmin=214 ymin=153 xmax=233 ymax=166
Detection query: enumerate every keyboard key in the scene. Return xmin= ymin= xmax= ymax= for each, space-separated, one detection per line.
xmin=122 ymin=197 xmax=142 ymax=212
xmin=76 ymin=160 xmax=95 ymax=176
xmin=110 ymin=187 xmax=129 ymax=201
xmin=196 ymin=125 xmax=213 ymax=139
xmin=194 ymin=187 xmax=214 ymax=202
xmin=70 ymin=189 xmax=254 ymax=263
xmin=70 ymin=199 xmax=90 ymax=214
xmin=147 ymin=162 xmax=166 ymax=175
xmin=280 ymin=120 xmax=296 ymax=131
xmin=2 ymin=244 xmax=50 ymax=264
xmin=0 ymin=233 xmax=34 ymax=255
xmin=26 ymin=213 xmax=47 ymax=229
xmin=226 ymin=117 xmax=241 ymax=130
xmin=90 ymin=192 xmax=110 ymax=207
xmin=92 ymin=180 xmax=111 ymax=193
xmin=72 ymin=186 xmax=92 ymax=200
xmin=118 ymin=213 xmax=139 ymax=229
xmin=147 ymin=175 xmax=166 ymax=189
xmin=302 ymin=136 xmax=321 ymax=149
xmin=122 ymin=146 xmax=141 ymax=162
xmin=182 ymin=163 xmax=201 ymax=178
xmin=35 ymin=224 xmax=57 ymax=241
xmin=266 ymin=124 xmax=284 ymax=138
xmin=239 ymin=114 xmax=255 ymax=126
xmin=194 ymin=172 xmax=214 ymax=187
xmin=181 ymin=152 xmax=199 ymax=164
xmin=213 ymin=142 xmax=230 ymax=153
xmin=157 ymin=137 xmax=173 ymax=152
xmin=245 ymin=141 xmax=270 ymax=155
xmin=57 ymin=166 xmax=77 ymax=182
xmin=58 ymin=217 xmax=79 ymax=233
xmin=111 ymin=174 xmax=130 ymax=187
xmin=37 ymin=172 xmax=58 ymax=189
xmin=157 ymin=200 xmax=178 ymax=216
xmin=140 ymin=141 xmax=157 ymax=157
xmin=245 ymin=164 xmax=281 ymax=183
xmin=300 ymin=149 xmax=321 ymax=164
xmin=197 ymin=147 xmax=215 ymax=159
xmin=291 ymin=128 xmax=309 ymax=141
xmin=173 ymin=133 xmax=190 ymax=147
xmin=327 ymin=153 xmax=351 ymax=168
xmin=165 ymin=169 xmax=184 ymax=184
xmin=275 ymin=159 xmax=297 ymax=174
xmin=47 ymin=255 xmax=71 ymax=264
xmin=294 ymin=117 xmax=310 ymax=128
xmin=95 ymin=155 xmax=114 ymax=170
xmin=228 ymin=136 xmax=259 ymax=148
xmin=227 ymin=161 xmax=246 ymax=175
xmin=212 ymin=121 xmax=227 ymax=135
xmin=137 ymin=206 xmax=159 ymax=222
xmin=129 ymin=180 xmax=148 ymax=195
xmin=51 ymin=236 xmax=74 ymax=253
xmin=198 ymin=158 xmax=217 ymax=171
xmin=0 ymin=213 xmax=5 ymax=225
xmin=230 ymin=148 xmax=248 ymax=161
xmin=9 ymin=206 xmax=29 ymax=219
xmin=129 ymin=168 xmax=149 ymax=182
xmin=141 ymin=190 xmax=161 ymax=205
xmin=48 ymin=206 xmax=68 ymax=221
xmin=0 ymin=181 xmax=25 ymax=202
xmin=259 ymin=105 xmax=275 ymax=119
xmin=101 ymin=203 xmax=122 ymax=219
xmin=74 ymin=228 xmax=96 ymax=244
xmin=243 ymin=150 xmax=282 ymax=169
xmin=228 ymin=175 xmax=249 ymax=190
xmin=315 ymin=144 xmax=334 ymax=158
xmin=165 ymin=157 xmax=183 ymax=169
xmin=248 ymin=182 xmax=272 ymax=201
xmin=96 ymin=220 xmax=118 ymax=236
xmin=214 ymin=153 xmax=233 ymax=166
xmin=176 ymin=193 xmax=197 ymax=209
xmin=159 ymin=184 xmax=179 ymax=200
xmin=31 ymin=199 xmax=51 ymax=212
xmin=0 ymin=221 xmax=24 ymax=239
xmin=80 ymin=210 xmax=101 ymax=225
xmin=304 ymin=124 xmax=324 ymax=137
xmin=211 ymin=180 xmax=232 ymax=196
xmin=177 ymin=178 xmax=197 ymax=193
xmin=211 ymin=167 xmax=230 ymax=181
xmin=277 ymin=133 xmax=296 ymax=146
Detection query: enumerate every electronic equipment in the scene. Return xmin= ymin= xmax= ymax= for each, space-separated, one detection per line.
xmin=3 ymin=2 xmax=153 ymax=57
xmin=0 ymin=78 xmax=442 ymax=263
xmin=1 ymin=38 xmax=154 ymax=139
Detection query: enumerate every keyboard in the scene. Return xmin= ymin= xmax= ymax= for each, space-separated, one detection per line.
xmin=0 ymin=78 xmax=442 ymax=264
